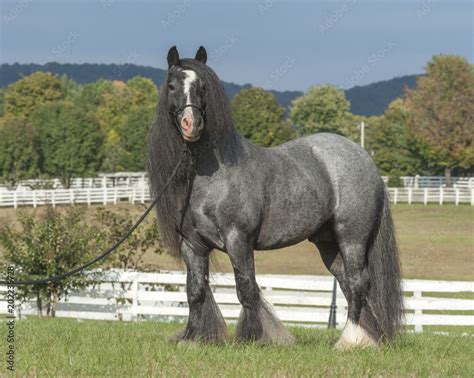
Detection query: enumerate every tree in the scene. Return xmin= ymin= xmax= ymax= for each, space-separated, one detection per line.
xmin=94 ymin=206 xmax=164 ymax=271
xmin=231 ymin=87 xmax=295 ymax=146
xmin=117 ymin=106 xmax=155 ymax=171
xmin=96 ymin=78 xmax=158 ymax=172
xmin=405 ymin=55 xmax=474 ymax=185
xmin=0 ymin=88 xmax=5 ymax=117
xmin=289 ymin=84 xmax=352 ymax=136
xmin=126 ymin=76 xmax=158 ymax=108
xmin=0 ymin=117 xmax=40 ymax=187
xmin=30 ymin=101 xmax=105 ymax=188
xmin=366 ymin=99 xmax=432 ymax=177
xmin=0 ymin=207 xmax=102 ymax=317
xmin=4 ymin=72 xmax=64 ymax=118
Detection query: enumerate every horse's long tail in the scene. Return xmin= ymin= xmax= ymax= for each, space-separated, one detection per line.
xmin=367 ymin=188 xmax=403 ymax=341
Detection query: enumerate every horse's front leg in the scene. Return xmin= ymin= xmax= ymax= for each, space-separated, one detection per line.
xmin=226 ymin=230 xmax=295 ymax=345
xmin=172 ymin=240 xmax=227 ymax=343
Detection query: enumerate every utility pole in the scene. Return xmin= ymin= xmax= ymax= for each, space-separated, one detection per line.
xmin=360 ymin=121 xmax=367 ymax=148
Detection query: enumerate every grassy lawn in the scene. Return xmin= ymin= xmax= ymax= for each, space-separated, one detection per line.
xmin=1 ymin=318 xmax=472 ymax=376
xmin=0 ymin=203 xmax=473 ymax=280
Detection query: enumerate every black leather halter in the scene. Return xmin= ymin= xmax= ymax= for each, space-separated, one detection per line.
xmin=169 ymin=104 xmax=206 ymax=137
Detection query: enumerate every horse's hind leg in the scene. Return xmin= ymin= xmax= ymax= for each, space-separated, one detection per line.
xmin=310 ymin=226 xmax=348 ymax=298
xmin=334 ymin=238 xmax=381 ymax=350
xmin=311 ymin=226 xmax=380 ymax=349
xmin=173 ymin=240 xmax=227 ymax=343
xmin=226 ymin=231 xmax=294 ymax=345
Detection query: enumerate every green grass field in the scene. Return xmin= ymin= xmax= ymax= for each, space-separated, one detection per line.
xmin=1 ymin=318 xmax=473 ymax=376
xmin=1 ymin=203 xmax=473 ymax=280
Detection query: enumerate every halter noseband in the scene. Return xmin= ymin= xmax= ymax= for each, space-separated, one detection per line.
xmin=169 ymin=104 xmax=206 ymax=138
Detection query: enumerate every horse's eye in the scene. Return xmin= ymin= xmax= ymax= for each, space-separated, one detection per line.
xmin=168 ymin=83 xmax=175 ymax=91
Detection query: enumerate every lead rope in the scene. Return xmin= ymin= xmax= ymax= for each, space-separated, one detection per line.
xmin=0 ymin=148 xmax=188 ymax=286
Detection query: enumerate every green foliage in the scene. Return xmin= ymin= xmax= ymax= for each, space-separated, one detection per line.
xmin=4 ymin=72 xmax=64 ymax=118
xmin=116 ymin=106 xmax=155 ymax=171
xmin=0 ymin=117 xmax=41 ymax=187
xmin=405 ymin=54 xmax=474 ymax=178
xmin=0 ymin=207 xmax=102 ymax=317
xmin=94 ymin=206 xmax=164 ymax=271
xmin=289 ymin=84 xmax=352 ymax=136
xmin=367 ymin=99 xmax=434 ymax=176
xmin=0 ymin=88 xmax=5 ymax=117
xmin=30 ymin=101 xmax=105 ymax=188
xmin=231 ymin=87 xmax=295 ymax=146
xmin=95 ymin=77 xmax=158 ymax=172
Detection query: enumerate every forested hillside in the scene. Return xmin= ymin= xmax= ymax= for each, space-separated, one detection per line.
xmin=0 ymin=63 xmax=418 ymax=115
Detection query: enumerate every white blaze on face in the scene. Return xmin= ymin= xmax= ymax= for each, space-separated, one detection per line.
xmin=182 ymin=70 xmax=197 ymax=107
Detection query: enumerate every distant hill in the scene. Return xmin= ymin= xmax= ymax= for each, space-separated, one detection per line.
xmin=345 ymin=75 xmax=419 ymax=116
xmin=0 ymin=63 xmax=419 ymax=116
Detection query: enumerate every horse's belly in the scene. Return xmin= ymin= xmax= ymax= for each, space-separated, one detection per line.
xmin=255 ymin=189 xmax=330 ymax=250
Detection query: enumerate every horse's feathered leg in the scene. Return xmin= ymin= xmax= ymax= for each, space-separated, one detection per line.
xmin=172 ymin=240 xmax=227 ymax=343
xmin=333 ymin=241 xmax=379 ymax=350
xmin=226 ymin=231 xmax=294 ymax=345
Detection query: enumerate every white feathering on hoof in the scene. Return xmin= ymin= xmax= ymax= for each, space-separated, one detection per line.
xmin=335 ymin=321 xmax=378 ymax=350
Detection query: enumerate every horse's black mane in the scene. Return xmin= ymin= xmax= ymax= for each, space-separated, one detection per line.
xmin=147 ymin=58 xmax=241 ymax=256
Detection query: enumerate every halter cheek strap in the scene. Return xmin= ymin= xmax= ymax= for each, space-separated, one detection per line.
xmin=169 ymin=104 xmax=206 ymax=137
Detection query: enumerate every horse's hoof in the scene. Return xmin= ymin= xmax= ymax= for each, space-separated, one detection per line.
xmin=334 ymin=321 xmax=378 ymax=351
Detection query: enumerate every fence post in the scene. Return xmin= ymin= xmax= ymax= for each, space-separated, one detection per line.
xmin=408 ymin=188 xmax=412 ymax=205
xmin=114 ymin=188 xmax=118 ymax=205
xmin=471 ymin=189 xmax=474 ymax=206
xmin=87 ymin=189 xmax=91 ymax=207
xmin=455 ymin=189 xmax=459 ymax=206
xmin=423 ymin=188 xmax=428 ymax=205
xmin=439 ymin=188 xmax=443 ymax=205
xmin=13 ymin=191 xmax=17 ymax=209
xmin=328 ymin=277 xmax=337 ymax=328
xmin=70 ymin=189 xmax=74 ymax=205
xmin=33 ymin=191 xmax=37 ymax=208
xmin=103 ymin=186 xmax=107 ymax=205
xmin=413 ymin=291 xmax=423 ymax=333
xmin=132 ymin=274 xmax=139 ymax=322
xmin=51 ymin=191 xmax=55 ymax=208
xmin=394 ymin=188 xmax=398 ymax=205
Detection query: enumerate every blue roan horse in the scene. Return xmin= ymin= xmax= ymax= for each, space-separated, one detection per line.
xmin=147 ymin=46 xmax=403 ymax=349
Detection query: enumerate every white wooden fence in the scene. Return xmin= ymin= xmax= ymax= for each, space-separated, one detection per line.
xmin=1 ymin=186 xmax=473 ymax=208
xmin=3 ymin=175 xmax=473 ymax=191
xmin=1 ymin=271 xmax=473 ymax=333
xmin=387 ymin=187 xmax=474 ymax=206
xmin=382 ymin=176 xmax=474 ymax=189
xmin=0 ymin=186 xmax=150 ymax=208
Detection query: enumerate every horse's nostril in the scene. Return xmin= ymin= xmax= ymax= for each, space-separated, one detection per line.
xmin=181 ymin=116 xmax=193 ymax=131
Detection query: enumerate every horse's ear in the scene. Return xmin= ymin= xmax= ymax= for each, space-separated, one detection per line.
xmin=195 ymin=46 xmax=207 ymax=64
xmin=167 ymin=46 xmax=179 ymax=68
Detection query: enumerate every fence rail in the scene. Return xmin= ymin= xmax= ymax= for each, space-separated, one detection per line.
xmin=2 ymin=174 xmax=473 ymax=191
xmin=1 ymin=186 xmax=473 ymax=208
xmin=1 ymin=271 xmax=473 ymax=332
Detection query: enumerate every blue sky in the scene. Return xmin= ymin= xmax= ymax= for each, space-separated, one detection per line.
xmin=1 ymin=0 xmax=472 ymax=91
